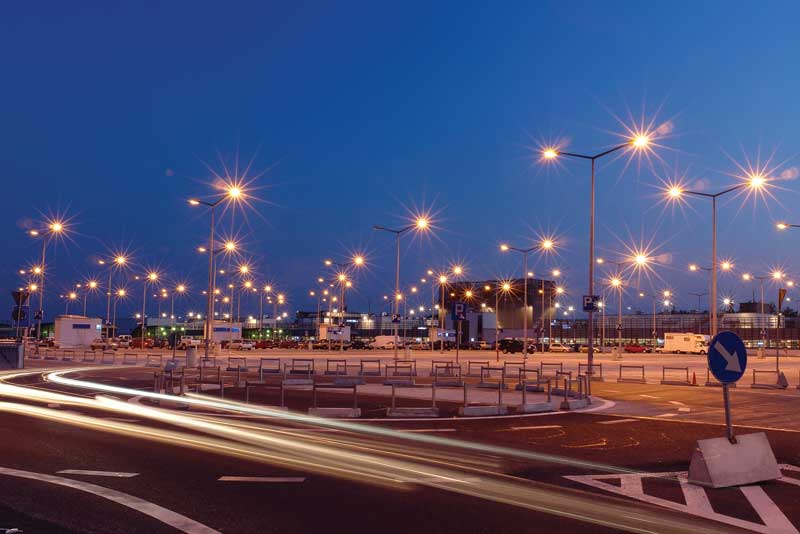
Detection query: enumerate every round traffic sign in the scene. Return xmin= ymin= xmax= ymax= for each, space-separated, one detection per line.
xmin=707 ymin=331 xmax=747 ymax=383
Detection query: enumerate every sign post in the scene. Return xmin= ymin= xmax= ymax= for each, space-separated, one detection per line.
xmin=452 ymin=302 xmax=466 ymax=364
xmin=689 ymin=330 xmax=781 ymax=488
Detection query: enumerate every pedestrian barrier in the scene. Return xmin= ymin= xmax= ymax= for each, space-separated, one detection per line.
xmin=101 ymin=351 xmax=116 ymax=364
xmin=197 ymin=366 xmax=225 ymax=397
xmin=170 ymin=355 xmax=187 ymax=368
xmin=61 ymin=349 xmax=75 ymax=362
xmin=503 ymin=361 xmax=526 ymax=379
xmin=617 ymin=365 xmax=646 ymax=384
xmin=559 ymin=374 xmax=589 ymax=410
xmin=258 ymin=358 xmax=281 ymax=377
xmin=287 ymin=358 xmax=314 ymax=375
xmin=432 ymin=362 xmax=463 ymax=387
xmin=225 ymin=356 xmax=249 ymax=386
xmin=44 ymin=348 xmax=57 ymax=361
xmin=199 ymin=356 xmax=217 ymax=368
xmin=28 ymin=348 xmax=42 ymax=360
xmin=752 ymin=369 xmax=788 ymax=389
xmin=661 ymin=366 xmax=692 ymax=386
xmin=578 ymin=363 xmax=603 ymax=381
xmin=477 ymin=366 xmax=506 ymax=389
xmin=280 ymin=374 xmax=314 ymax=407
xmin=122 ymin=352 xmax=138 ymax=365
xmin=429 ymin=359 xmax=455 ymax=376
xmin=516 ymin=368 xmax=547 ymax=392
xmin=359 ymin=359 xmax=382 ymax=377
xmin=383 ymin=361 xmax=416 ymax=386
xmin=82 ymin=350 xmax=97 ymax=363
xmin=312 ymin=381 xmax=359 ymax=409
xmin=704 ymin=368 xmax=736 ymax=388
xmin=539 ymin=362 xmax=563 ymax=378
xmin=324 ymin=359 xmax=348 ymax=375
xmin=465 ymin=360 xmax=489 ymax=377
xmin=146 ymin=353 xmax=163 ymax=368
xmin=461 ymin=381 xmax=507 ymax=416
xmin=387 ymin=383 xmax=438 ymax=417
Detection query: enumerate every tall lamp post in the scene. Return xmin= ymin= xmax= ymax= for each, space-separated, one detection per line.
xmin=188 ymin=185 xmax=242 ymax=359
xmin=139 ymin=272 xmax=158 ymax=347
xmin=741 ymin=270 xmax=784 ymax=367
xmin=541 ymin=135 xmax=652 ymax=394
xmin=500 ymin=239 xmax=552 ymax=358
xmin=373 ymin=218 xmax=429 ymax=359
xmin=28 ymin=221 xmax=66 ymax=351
xmin=666 ymin=176 xmax=766 ymax=337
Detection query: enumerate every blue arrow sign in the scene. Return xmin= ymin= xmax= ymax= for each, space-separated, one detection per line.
xmin=707 ymin=331 xmax=747 ymax=383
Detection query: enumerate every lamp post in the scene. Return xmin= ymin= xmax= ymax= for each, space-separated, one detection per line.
xmin=638 ymin=290 xmax=671 ymax=348
xmin=28 ymin=221 xmax=66 ymax=351
xmin=112 ymin=288 xmax=126 ymax=333
xmin=741 ymin=270 xmax=784 ymax=369
xmin=666 ymin=176 xmax=766 ymax=337
xmin=139 ymin=272 xmax=158 ymax=347
xmin=373 ymin=218 xmax=429 ymax=359
xmin=500 ymin=240 xmax=552 ymax=358
xmin=188 ymin=184 xmax=243 ymax=359
xmin=495 ymin=281 xmax=512 ymax=362
xmin=83 ymin=280 xmax=98 ymax=316
xmin=323 ymin=256 xmax=364 ymax=353
xmin=541 ymin=137 xmax=652 ymax=394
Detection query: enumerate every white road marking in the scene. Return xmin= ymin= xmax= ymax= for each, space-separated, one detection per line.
xmin=402 ymin=428 xmax=457 ymax=433
xmin=639 ymin=394 xmax=660 ymax=399
xmin=656 ymin=413 xmax=678 ymax=418
xmin=566 ymin=468 xmax=800 ymax=534
xmin=218 ymin=476 xmax=305 ymax=483
xmin=677 ymin=407 xmax=691 ymax=412
xmin=58 ymin=469 xmax=139 ymax=478
xmin=0 ymin=466 xmax=218 ymax=533
xmin=668 ymin=401 xmax=686 ymax=406
xmin=597 ymin=419 xmax=639 ymax=425
xmin=507 ymin=425 xmax=562 ymax=431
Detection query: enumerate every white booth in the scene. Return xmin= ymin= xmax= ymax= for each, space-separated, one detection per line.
xmin=54 ymin=315 xmax=103 ymax=348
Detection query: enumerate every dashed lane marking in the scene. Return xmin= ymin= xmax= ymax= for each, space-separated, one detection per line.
xmin=656 ymin=413 xmax=678 ymax=418
xmin=669 ymin=401 xmax=686 ymax=406
xmin=58 ymin=470 xmax=139 ymax=478
xmin=639 ymin=394 xmax=660 ymax=399
xmin=0 ymin=466 xmax=218 ymax=533
xmin=597 ymin=419 xmax=639 ymax=425
xmin=566 ymin=465 xmax=800 ymax=534
xmin=506 ymin=425 xmax=563 ymax=431
xmin=217 ymin=482 xmax=306 ymax=484
xmin=402 ymin=428 xmax=457 ymax=433
xmin=678 ymin=407 xmax=691 ymax=412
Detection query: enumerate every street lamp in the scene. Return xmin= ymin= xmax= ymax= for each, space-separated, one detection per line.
xmin=666 ymin=175 xmax=767 ymax=336
xmin=188 ymin=184 xmax=244 ymax=358
xmin=84 ymin=280 xmax=99 ymax=316
xmin=741 ymin=270 xmax=785 ymax=367
xmin=540 ymin=136 xmax=653 ymax=392
xmin=138 ymin=272 xmax=158 ymax=347
xmin=28 ymin=220 xmax=66 ymax=350
xmin=373 ymin=218 xmax=430 ymax=359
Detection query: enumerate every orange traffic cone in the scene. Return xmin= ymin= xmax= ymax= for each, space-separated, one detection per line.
xmin=691 ymin=371 xmax=697 ymax=386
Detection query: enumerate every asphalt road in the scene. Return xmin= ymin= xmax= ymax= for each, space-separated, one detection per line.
xmin=0 ymin=364 xmax=798 ymax=533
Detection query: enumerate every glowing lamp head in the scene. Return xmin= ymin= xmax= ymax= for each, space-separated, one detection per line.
xmin=634 ymin=254 xmax=648 ymax=266
xmin=631 ymin=135 xmax=650 ymax=148
xmin=749 ymin=174 xmax=766 ymax=188
xmin=227 ymin=186 xmax=242 ymax=199
xmin=29 ymin=230 xmax=39 ymax=236
xmin=668 ymin=186 xmax=682 ymax=198
xmin=224 ymin=241 xmax=236 ymax=252
xmin=465 ymin=290 xmax=473 ymax=298
xmin=32 ymin=266 xmax=42 ymax=275
xmin=353 ymin=255 xmax=364 ymax=266
xmin=788 ymin=281 xmax=795 ymax=287
xmin=439 ymin=275 xmax=447 ymax=284
xmin=29 ymin=284 xmax=38 ymax=291
xmin=117 ymin=289 xmax=126 ymax=297
xmin=415 ymin=218 xmax=429 ymax=230
xmin=552 ymin=269 xmax=561 ymax=277
xmin=502 ymin=283 xmax=511 ymax=291
xmin=188 ymin=199 xmax=200 ymax=205
xmin=264 ymin=285 xmax=272 ymax=292
xmin=611 ymin=278 xmax=621 ymax=288
xmin=147 ymin=272 xmax=158 ymax=282
xmin=542 ymin=148 xmax=558 ymax=160
xmin=177 ymin=284 xmax=186 ymax=292
xmin=663 ymin=290 xmax=671 ymax=297
xmin=50 ymin=222 xmax=63 ymax=233
xmin=500 ymin=244 xmax=510 ymax=252
xmin=721 ymin=261 xmax=732 ymax=271
xmin=244 ymin=281 xmax=252 ymax=289
xmin=68 ymin=292 xmax=77 ymax=300
xmin=742 ymin=273 xmax=752 ymax=281
xmin=89 ymin=281 xmax=98 ymax=289
xmin=452 ymin=265 xmax=463 ymax=276
xmin=239 ymin=265 xmax=249 ymax=274
xmin=115 ymin=255 xmax=126 ymax=265
xmin=723 ymin=298 xmax=732 ymax=305
xmin=555 ymin=286 xmax=564 ymax=295
xmin=541 ymin=239 xmax=554 ymax=250
xmin=777 ymin=222 xmax=788 ymax=230
xmin=689 ymin=264 xmax=698 ymax=272
xmin=338 ymin=273 xmax=347 ymax=282
xmin=773 ymin=271 xmax=784 ymax=280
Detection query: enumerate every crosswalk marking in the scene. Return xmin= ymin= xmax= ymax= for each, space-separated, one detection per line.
xmin=565 ymin=466 xmax=800 ymax=534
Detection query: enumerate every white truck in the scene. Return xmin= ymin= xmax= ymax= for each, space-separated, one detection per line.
xmin=178 ymin=336 xmax=204 ymax=350
xmin=370 ymin=335 xmax=399 ymax=349
xmin=656 ymin=333 xmax=708 ymax=354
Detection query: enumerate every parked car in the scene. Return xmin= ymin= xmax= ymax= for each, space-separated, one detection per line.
xmin=548 ymin=342 xmax=570 ymax=353
xmin=130 ymin=337 xmax=154 ymax=349
xmin=117 ymin=335 xmax=132 ymax=348
xmin=498 ymin=338 xmax=525 ymax=354
xmin=90 ymin=338 xmax=110 ymax=350
xmin=349 ymin=340 xmax=369 ymax=350
xmin=278 ymin=340 xmax=300 ymax=349
xmin=579 ymin=345 xmax=604 ymax=353
xmin=255 ymin=339 xmax=274 ymax=349
xmin=624 ymin=343 xmax=650 ymax=353
xmin=228 ymin=339 xmax=255 ymax=350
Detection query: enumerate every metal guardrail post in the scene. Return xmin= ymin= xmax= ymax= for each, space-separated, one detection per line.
xmin=546 ymin=379 xmax=552 ymax=402
xmin=432 ymin=382 xmax=437 ymax=408
xmin=391 ymin=384 xmax=396 ymax=410
xmin=463 ymin=383 xmax=468 ymax=407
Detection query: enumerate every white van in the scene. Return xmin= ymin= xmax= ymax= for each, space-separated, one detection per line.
xmin=117 ymin=335 xmax=132 ymax=348
xmin=370 ymin=335 xmax=399 ymax=349
xmin=656 ymin=333 xmax=708 ymax=354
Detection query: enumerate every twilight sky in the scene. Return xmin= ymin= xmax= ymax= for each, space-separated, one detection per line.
xmin=3 ymin=1 xmax=800 ymax=320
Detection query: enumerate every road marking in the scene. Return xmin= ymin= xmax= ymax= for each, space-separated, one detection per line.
xmin=656 ymin=413 xmax=678 ymax=418
xmin=217 ymin=482 xmax=306 ymax=483
xmin=639 ymin=394 xmax=660 ymax=399
xmin=507 ymin=425 xmax=563 ymax=431
xmin=402 ymin=428 xmax=457 ymax=433
xmin=0 ymin=466 xmax=218 ymax=533
xmin=58 ymin=469 xmax=139 ymax=478
xmin=668 ymin=401 xmax=686 ymax=406
xmin=597 ymin=419 xmax=639 ymax=425
xmin=566 ymin=468 xmax=800 ymax=534
xmin=677 ymin=407 xmax=691 ymax=412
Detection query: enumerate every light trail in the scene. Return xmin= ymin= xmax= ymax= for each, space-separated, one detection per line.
xmin=0 ymin=368 xmax=738 ymax=533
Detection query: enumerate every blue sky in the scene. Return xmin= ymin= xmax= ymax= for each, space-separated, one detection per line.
xmin=3 ymin=1 xmax=800 ymax=319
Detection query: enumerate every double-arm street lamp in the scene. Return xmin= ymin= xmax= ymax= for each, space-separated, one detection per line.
xmin=541 ymin=135 xmax=652 ymax=393
xmin=666 ymin=175 xmax=766 ymax=336
xmin=741 ymin=270 xmax=784 ymax=365
xmin=638 ymin=290 xmax=672 ymax=347
xmin=373 ymin=218 xmax=429 ymax=359
xmin=188 ymin=185 xmax=243 ymax=359
xmin=500 ymin=238 xmax=553 ymax=359
xmin=28 ymin=221 xmax=65 ymax=350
